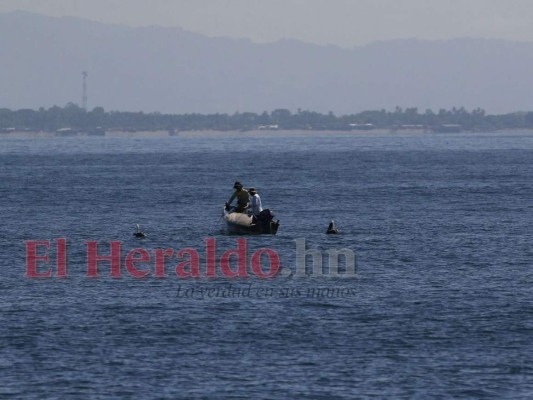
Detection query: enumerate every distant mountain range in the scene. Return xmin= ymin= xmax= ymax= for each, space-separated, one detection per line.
xmin=2 ymin=11 xmax=533 ymax=114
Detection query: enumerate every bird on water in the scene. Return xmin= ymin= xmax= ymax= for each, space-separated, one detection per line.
xmin=134 ymin=224 xmax=147 ymax=238
xmin=326 ymin=220 xmax=340 ymax=234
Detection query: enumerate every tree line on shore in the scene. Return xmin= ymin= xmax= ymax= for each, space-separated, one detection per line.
xmin=2 ymin=103 xmax=533 ymax=133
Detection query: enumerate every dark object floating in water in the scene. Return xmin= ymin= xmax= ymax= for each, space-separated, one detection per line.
xmin=134 ymin=224 xmax=147 ymax=238
xmin=326 ymin=220 xmax=340 ymax=234
xmin=223 ymin=207 xmax=279 ymax=235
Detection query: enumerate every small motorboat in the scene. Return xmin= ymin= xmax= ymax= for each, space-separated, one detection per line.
xmin=223 ymin=206 xmax=279 ymax=235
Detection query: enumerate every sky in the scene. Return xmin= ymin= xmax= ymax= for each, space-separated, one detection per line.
xmin=2 ymin=0 xmax=533 ymax=47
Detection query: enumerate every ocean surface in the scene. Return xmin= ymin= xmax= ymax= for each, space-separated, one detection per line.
xmin=0 ymin=131 xmax=532 ymax=399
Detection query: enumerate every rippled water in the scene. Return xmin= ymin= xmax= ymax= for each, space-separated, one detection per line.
xmin=1 ymin=132 xmax=532 ymax=399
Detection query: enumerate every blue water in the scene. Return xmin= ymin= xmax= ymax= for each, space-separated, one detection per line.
xmin=1 ymin=132 xmax=532 ymax=399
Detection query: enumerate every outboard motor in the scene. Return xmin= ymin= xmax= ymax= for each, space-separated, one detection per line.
xmin=257 ymin=209 xmax=279 ymax=234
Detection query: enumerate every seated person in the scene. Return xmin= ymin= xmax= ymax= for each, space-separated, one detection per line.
xmin=248 ymin=187 xmax=263 ymax=217
xmin=226 ymin=181 xmax=249 ymax=213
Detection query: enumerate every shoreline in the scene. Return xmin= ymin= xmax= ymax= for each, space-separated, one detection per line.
xmin=2 ymin=128 xmax=533 ymax=139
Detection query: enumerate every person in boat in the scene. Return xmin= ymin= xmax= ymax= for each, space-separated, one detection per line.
xmin=226 ymin=181 xmax=250 ymax=213
xmin=248 ymin=187 xmax=263 ymax=217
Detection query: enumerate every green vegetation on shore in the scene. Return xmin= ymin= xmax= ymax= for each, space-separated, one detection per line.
xmin=2 ymin=103 xmax=533 ymax=133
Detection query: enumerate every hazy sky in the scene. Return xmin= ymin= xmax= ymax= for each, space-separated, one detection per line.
xmin=2 ymin=0 xmax=533 ymax=47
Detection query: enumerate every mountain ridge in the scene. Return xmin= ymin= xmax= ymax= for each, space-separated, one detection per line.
xmin=2 ymin=11 xmax=533 ymax=114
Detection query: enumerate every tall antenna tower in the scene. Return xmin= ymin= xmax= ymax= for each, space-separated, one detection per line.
xmin=82 ymin=71 xmax=88 ymax=110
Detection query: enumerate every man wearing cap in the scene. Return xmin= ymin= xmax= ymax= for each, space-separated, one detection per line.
xmin=248 ymin=187 xmax=263 ymax=216
xmin=226 ymin=181 xmax=250 ymax=213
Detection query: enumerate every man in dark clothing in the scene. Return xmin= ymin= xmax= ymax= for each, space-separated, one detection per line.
xmin=226 ymin=181 xmax=250 ymax=213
